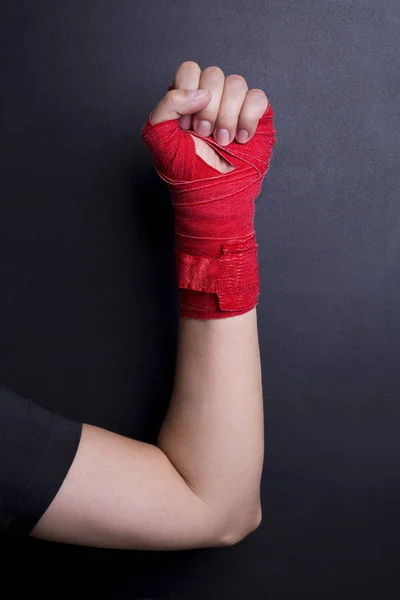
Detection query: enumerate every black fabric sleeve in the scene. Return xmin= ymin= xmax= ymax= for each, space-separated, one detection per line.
xmin=0 ymin=383 xmax=82 ymax=536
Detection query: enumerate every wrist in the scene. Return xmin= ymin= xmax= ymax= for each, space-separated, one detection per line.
xmin=175 ymin=232 xmax=260 ymax=319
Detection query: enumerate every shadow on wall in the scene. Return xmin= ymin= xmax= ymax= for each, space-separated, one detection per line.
xmin=130 ymin=163 xmax=179 ymax=442
xmin=131 ymin=161 xmax=177 ymax=327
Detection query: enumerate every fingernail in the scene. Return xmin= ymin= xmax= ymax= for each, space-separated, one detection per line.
xmin=217 ymin=129 xmax=230 ymax=146
xmin=237 ymin=129 xmax=248 ymax=143
xmin=188 ymin=89 xmax=209 ymax=99
xmin=197 ymin=120 xmax=212 ymax=137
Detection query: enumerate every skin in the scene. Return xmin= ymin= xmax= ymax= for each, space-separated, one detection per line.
xmin=151 ymin=61 xmax=269 ymax=173
xmin=30 ymin=61 xmax=267 ymax=550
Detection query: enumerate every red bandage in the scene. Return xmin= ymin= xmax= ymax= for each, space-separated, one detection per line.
xmin=141 ymin=86 xmax=276 ymax=319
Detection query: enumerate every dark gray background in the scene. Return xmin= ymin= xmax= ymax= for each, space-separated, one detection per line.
xmin=1 ymin=1 xmax=399 ymax=598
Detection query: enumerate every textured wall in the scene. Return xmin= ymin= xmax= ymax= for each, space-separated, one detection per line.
xmin=1 ymin=1 xmax=399 ymax=598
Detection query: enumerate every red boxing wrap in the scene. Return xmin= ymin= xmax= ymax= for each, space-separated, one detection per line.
xmin=141 ymin=85 xmax=277 ymax=319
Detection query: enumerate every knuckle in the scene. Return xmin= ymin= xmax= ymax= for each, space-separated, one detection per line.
xmin=226 ymin=74 xmax=248 ymax=88
xmin=178 ymin=60 xmax=201 ymax=73
xmin=249 ymin=88 xmax=268 ymax=102
xmin=217 ymin=110 xmax=238 ymax=125
xmin=242 ymin=116 xmax=259 ymax=131
xmin=163 ymin=90 xmax=176 ymax=106
xmin=246 ymin=89 xmax=269 ymax=117
xmin=174 ymin=61 xmax=201 ymax=87
xmin=193 ymin=108 xmax=215 ymax=124
xmin=251 ymin=88 xmax=267 ymax=96
xmin=238 ymin=113 xmax=258 ymax=133
xmin=202 ymin=65 xmax=225 ymax=79
xmin=196 ymin=113 xmax=217 ymax=126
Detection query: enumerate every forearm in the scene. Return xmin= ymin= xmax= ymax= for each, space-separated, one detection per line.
xmin=157 ymin=308 xmax=264 ymax=532
xmin=146 ymin=63 xmax=275 ymax=539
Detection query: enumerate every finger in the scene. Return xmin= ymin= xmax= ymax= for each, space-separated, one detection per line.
xmin=235 ymin=89 xmax=269 ymax=144
xmin=172 ymin=61 xmax=202 ymax=130
xmin=213 ymin=75 xmax=248 ymax=146
xmin=150 ymin=88 xmax=211 ymax=125
xmin=192 ymin=66 xmax=225 ymax=138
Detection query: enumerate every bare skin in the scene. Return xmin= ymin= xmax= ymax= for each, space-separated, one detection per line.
xmin=30 ymin=61 xmax=268 ymax=550
xmin=152 ymin=62 xmax=269 ymax=173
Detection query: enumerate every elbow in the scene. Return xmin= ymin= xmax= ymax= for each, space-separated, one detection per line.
xmin=216 ymin=504 xmax=263 ymax=547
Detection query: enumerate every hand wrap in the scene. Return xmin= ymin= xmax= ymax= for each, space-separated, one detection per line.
xmin=141 ymin=85 xmax=277 ymax=319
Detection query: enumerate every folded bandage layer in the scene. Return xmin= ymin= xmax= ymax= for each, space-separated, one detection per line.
xmin=141 ymin=86 xmax=277 ymax=319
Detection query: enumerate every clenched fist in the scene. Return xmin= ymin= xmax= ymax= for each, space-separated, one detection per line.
xmin=142 ymin=61 xmax=276 ymax=320
xmin=150 ymin=61 xmax=270 ymax=174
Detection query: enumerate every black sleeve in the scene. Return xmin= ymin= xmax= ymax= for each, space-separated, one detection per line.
xmin=0 ymin=383 xmax=82 ymax=536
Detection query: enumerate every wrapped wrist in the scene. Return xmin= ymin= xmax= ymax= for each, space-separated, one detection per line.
xmin=141 ymin=89 xmax=276 ymax=320
xmin=175 ymin=232 xmax=260 ymax=319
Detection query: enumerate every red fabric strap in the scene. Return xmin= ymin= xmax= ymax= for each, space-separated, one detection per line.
xmin=141 ymin=84 xmax=276 ymax=319
xmin=175 ymin=234 xmax=260 ymax=312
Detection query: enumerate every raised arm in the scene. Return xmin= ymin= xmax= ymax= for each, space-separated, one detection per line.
xmin=29 ymin=308 xmax=263 ymax=550
xmin=23 ymin=61 xmax=276 ymax=550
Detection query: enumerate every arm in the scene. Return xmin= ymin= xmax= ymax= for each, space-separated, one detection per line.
xmin=158 ymin=309 xmax=264 ymax=536
xmin=31 ymin=309 xmax=263 ymax=549
xmin=29 ymin=60 xmax=274 ymax=549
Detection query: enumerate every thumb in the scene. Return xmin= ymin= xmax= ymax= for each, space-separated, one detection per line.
xmin=150 ymin=88 xmax=210 ymax=125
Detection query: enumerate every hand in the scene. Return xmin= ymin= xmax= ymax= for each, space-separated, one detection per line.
xmin=150 ymin=61 xmax=269 ymax=174
xmin=142 ymin=62 xmax=276 ymax=318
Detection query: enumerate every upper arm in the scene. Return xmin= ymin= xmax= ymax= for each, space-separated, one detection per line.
xmin=30 ymin=423 xmax=226 ymax=550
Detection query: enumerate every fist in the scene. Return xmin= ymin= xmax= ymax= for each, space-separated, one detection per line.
xmin=150 ymin=61 xmax=270 ymax=174
xmin=142 ymin=63 xmax=276 ymax=318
